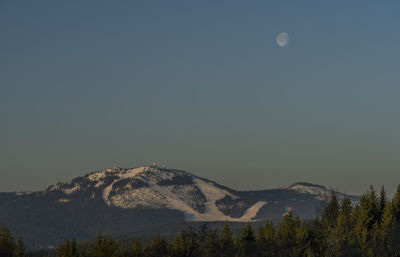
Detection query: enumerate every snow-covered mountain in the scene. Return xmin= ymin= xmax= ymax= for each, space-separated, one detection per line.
xmin=0 ymin=165 xmax=359 ymax=248
xmin=48 ymin=166 xmax=269 ymax=222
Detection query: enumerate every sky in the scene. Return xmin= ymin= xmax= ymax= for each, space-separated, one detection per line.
xmin=1 ymin=1 xmax=400 ymax=196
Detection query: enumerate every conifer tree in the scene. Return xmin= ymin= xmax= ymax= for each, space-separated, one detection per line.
xmin=57 ymin=238 xmax=80 ymax=257
xmin=15 ymin=236 xmax=26 ymax=257
xmin=128 ymin=240 xmax=142 ymax=257
xmin=378 ymin=197 xmax=398 ymax=257
xmin=232 ymin=233 xmax=240 ymax=253
xmin=295 ymin=221 xmax=309 ymax=257
xmin=197 ymin=224 xmax=209 ymax=245
xmin=89 ymin=233 xmax=119 ymax=257
xmin=365 ymin=186 xmax=389 ymax=256
xmin=322 ymin=191 xmax=340 ymax=228
xmin=148 ymin=235 xmax=168 ymax=257
xmin=57 ymin=239 xmax=70 ymax=257
xmin=277 ymin=210 xmax=305 ymax=257
xmin=219 ymin=224 xmax=234 ymax=257
xmin=278 ymin=210 xmax=298 ymax=256
xmin=256 ymin=220 xmax=276 ymax=257
xmin=392 ymin=184 xmax=400 ymax=220
xmin=202 ymin=230 xmax=220 ymax=257
xmin=333 ymin=197 xmax=354 ymax=257
xmin=307 ymin=217 xmax=327 ymax=257
xmin=321 ymin=191 xmax=340 ymax=257
xmin=171 ymin=230 xmax=200 ymax=257
xmin=0 ymin=226 xmax=16 ymax=257
xmin=142 ymin=245 xmax=151 ymax=257
xmin=236 ymin=223 xmax=258 ymax=257
xmin=390 ymin=184 xmax=400 ymax=249
xmin=354 ymin=186 xmax=379 ymax=257
xmin=378 ymin=186 xmax=387 ymax=223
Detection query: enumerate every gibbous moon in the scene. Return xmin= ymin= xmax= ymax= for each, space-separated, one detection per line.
xmin=276 ymin=32 xmax=289 ymax=47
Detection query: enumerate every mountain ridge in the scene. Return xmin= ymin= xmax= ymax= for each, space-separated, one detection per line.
xmin=0 ymin=165 xmax=359 ymax=248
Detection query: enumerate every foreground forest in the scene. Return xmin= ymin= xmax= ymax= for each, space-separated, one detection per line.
xmin=2 ymin=185 xmax=400 ymax=257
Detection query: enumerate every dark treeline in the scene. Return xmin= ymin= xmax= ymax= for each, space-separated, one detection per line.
xmin=3 ymin=185 xmax=400 ymax=257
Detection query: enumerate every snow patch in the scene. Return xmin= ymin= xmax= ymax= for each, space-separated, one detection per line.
xmin=109 ymin=187 xmax=168 ymax=208
xmin=15 ymin=192 xmax=33 ymax=196
xmin=103 ymin=181 xmax=117 ymax=205
xmin=49 ymin=185 xmax=61 ymax=191
xmin=288 ymin=184 xmax=330 ymax=198
xmin=95 ymin=181 xmax=104 ymax=188
xmin=119 ymin=167 xmax=151 ymax=179
xmin=240 ymin=201 xmax=267 ymax=220
xmin=88 ymin=171 xmax=107 ymax=181
xmin=102 ymin=167 xmax=160 ymax=205
xmin=185 ymin=178 xmax=266 ymax=222
xmin=62 ymin=184 xmax=80 ymax=195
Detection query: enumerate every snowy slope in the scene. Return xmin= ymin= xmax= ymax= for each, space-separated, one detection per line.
xmin=44 ymin=167 xmax=359 ymax=223
xmin=284 ymin=182 xmax=358 ymax=204
xmin=45 ymin=166 xmax=268 ymax=222
xmin=80 ymin=166 xmax=266 ymax=221
xmin=285 ymin=182 xmax=332 ymax=201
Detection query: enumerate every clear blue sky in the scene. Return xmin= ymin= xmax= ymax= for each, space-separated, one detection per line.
xmin=1 ymin=1 xmax=400 ymax=195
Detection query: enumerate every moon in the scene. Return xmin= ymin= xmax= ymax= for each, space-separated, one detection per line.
xmin=276 ymin=32 xmax=289 ymax=47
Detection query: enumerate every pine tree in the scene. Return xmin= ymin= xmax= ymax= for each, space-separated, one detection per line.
xmin=0 ymin=226 xmax=16 ymax=257
xmin=333 ymin=197 xmax=358 ymax=257
xmin=378 ymin=193 xmax=400 ymax=257
xmin=390 ymin=184 xmax=400 ymax=250
xmin=354 ymin=185 xmax=380 ymax=257
xmin=148 ymin=235 xmax=169 ymax=257
xmin=219 ymin=224 xmax=234 ymax=257
xmin=73 ymin=237 xmax=81 ymax=257
xmin=128 ymin=240 xmax=142 ymax=257
xmin=392 ymin=184 xmax=400 ymax=221
xmin=89 ymin=233 xmax=119 ymax=257
xmin=307 ymin=217 xmax=327 ymax=257
xmin=15 ymin=236 xmax=26 ymax=257
xmin=277 ymin=210 xmax=308 ymax=257
xmin=321 ymin=191 xmax=340 ymax=257
xmin=202 ymin=230 xmax=220 ymax=257
xmin=232 ymin=233 xmax=240 ymax=253
xmin=256 ymin=220 xmax=276 ymax=256
xmin=365 ymin=186 xmax=388 ymax=257
xmin=57 ymin=239 xmax=70 ymax=257
xmin=58 ymin=238 xmax=80 ymax=257
xmin=378 ymin=202 xmax=394 ymax=257
xmin=236 ymin=223 xmax=258 ymax=257
xmin=171 ymin=231 xmax=200 ymax=257
xmin=278 ymin=210 xmax=299 ymax=257
xmin=322 ymin=191 xmax=340 ymax=228
xmin=197 ymin=224 xmax=209 ymax=245
xmin=378 ymin=186 xmax=387 ymax=223
xmin=142 ymin=245 xmax=151 ymax=257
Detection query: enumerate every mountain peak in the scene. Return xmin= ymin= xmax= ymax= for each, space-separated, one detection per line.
xmin=283 ymin=182 xmax=332 ymax=200
xmin=288 ymin=182 xmax=327 ymax=189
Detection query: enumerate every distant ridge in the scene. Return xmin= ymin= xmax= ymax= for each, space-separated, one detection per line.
xmin=0 ymin=165 xmax=359 ymax=249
